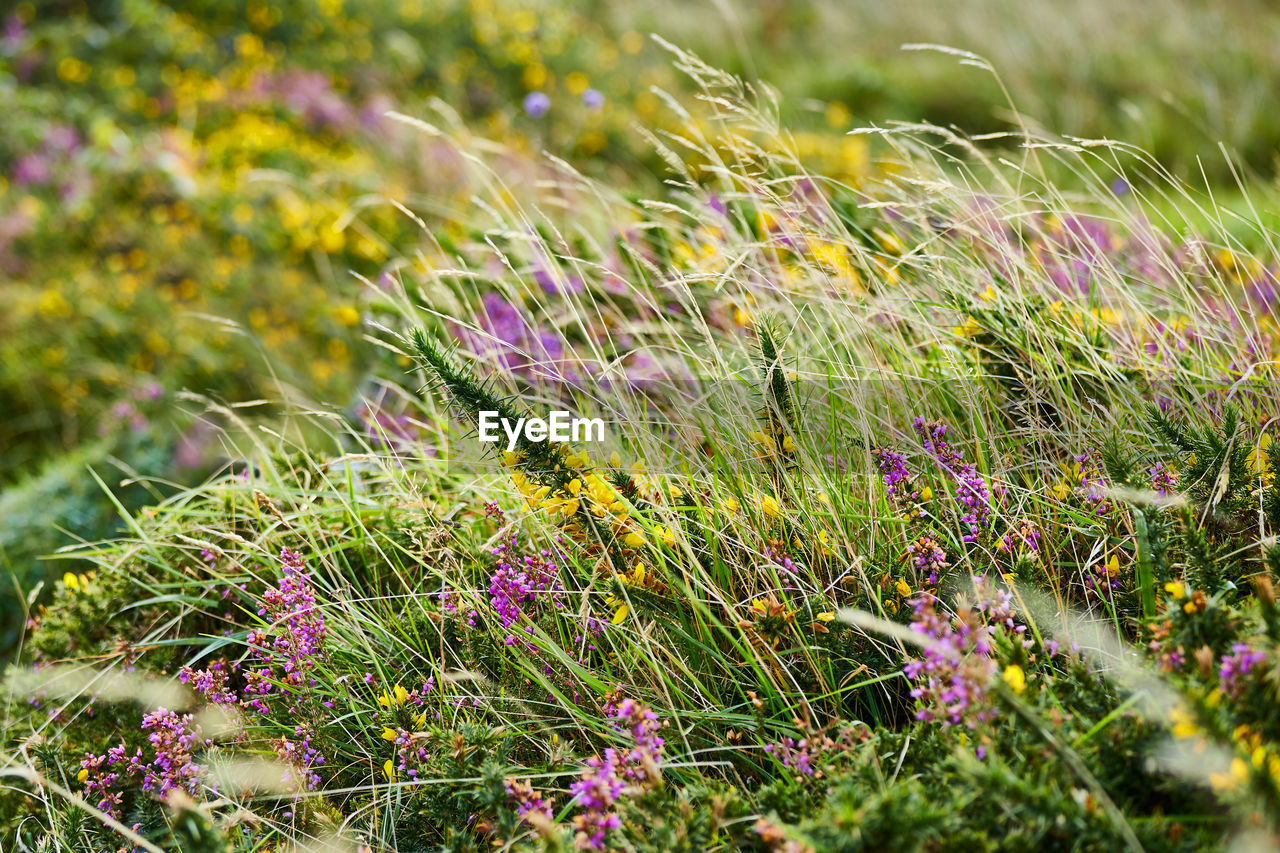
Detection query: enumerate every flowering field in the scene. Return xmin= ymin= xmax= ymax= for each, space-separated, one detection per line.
xmin=5 ymin=2 xmax=1280 ymax=852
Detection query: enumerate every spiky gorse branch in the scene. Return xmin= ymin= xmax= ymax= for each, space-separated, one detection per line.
xmin=409 ymin=328 xmax=671 ymax=617
xmin=752 ymin=319 xmax=800 ymax=484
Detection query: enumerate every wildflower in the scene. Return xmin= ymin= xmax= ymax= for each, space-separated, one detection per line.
xmin=82 ymin=708 xmax=212 ymax=818
xmin=952 ymin=316 xmax=982 ymax=337
xmin=523 ymin=92 xmax=551 ymax=118
xmin=913 ymin=419 xmax=994 ymax=542
xmin=902 ymin=579 xmax=1015 ymax=728
xmin=998 ymin=519 xmax=1041 ymax=556
xmin=1183 ymin=589 xmax=1207 ymax=614
xmin=1169 ymin=706 xmax=1199 ymax=739
xmin=1149 ymin=461 xmax=1177 ymax=497
xmin=178 ymin=659 xmax=237 ymax=706
xmin=570 ymin=756 xmax=624 ymax=850
xmin=1249 ymin=433 xmax=1273 ymax=485
xmin=1002 ymin=664 xmax=1026 ymax=695
xmin=242 ymin=548 xmax=327 ymax=714
xmin=1209 ymin=758 xmax=1249 ymax=792
xmin=1084 ymin=553 xmax=1122 ymax=600
xmin=1164 ymin=580 xmax=1186 ymax=600
xmin=765 ymin=722 xmax=864 ymax=778
xmin=568 ymin=698 xmax=665 ymax=849
xmin=906 ymin=536 xmax=949 ymax=585
xmin=871 ymin=446 xmax=913 ymax=499
xmin=606 ymin=595 xmax=629 ymax=624
xmin=582 ymin=88 xmax=604 ymax=109
xmin=506 ymin=777 xmax=555 ymax=823
xmin=274 ymin=725 xmax=325 ymax=790
xmin=487 ymin=536 xmax=564 ymax=642
xmin=379 ymin=683 xmax=411 ymax=708
xmin=1073 ymin=451 xmax=1113 ymax=517
xmin=1219 ymin=643 xmax=1266 ymax=699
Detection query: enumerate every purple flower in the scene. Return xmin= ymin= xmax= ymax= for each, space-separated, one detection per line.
xmin=487 ymin=535 xmax=564 ymax=644
xmin=237 ymin=548 xmax=328 ymax=714
xmin=178 ymin=659 xmax=237 ymax=705
xmin=570 ymin=755 xmax=625 ymax=850
xmin=1074 ymin=451 xmax=1113 ymax=517
xmin=902 ymin=578 xmax=1016 ymax=728
xmin=582 ymin=88 xmax=604 ymax=109
xmin=524 ymin=92 xmax=551 ymax=118
xmin=1149 ymin=461 xmax=1177 ymax=497
xmin=871 ymin=446 xmax=913 ymax=500
xmin=274 ymin=725 xmax=326 ymax=791
xmin=906 ymin=536 xmax=949 ymax=585
xmin=1219 ymin=643 xmax=1266 ymax=699
xmin=81 ymin=709 xmax=211 ymax=817
xmin=566 ymin=698 xmax=666 ymax=850
xmin=13 ymin=154 xmax=50 ymax=186
xmin=3 ymin=14 xmax=25 ymax=51
xmin=507 ymin=778 xmax=555 ymax=822
xmin=913 ymin=418 xmax=994 ymax=542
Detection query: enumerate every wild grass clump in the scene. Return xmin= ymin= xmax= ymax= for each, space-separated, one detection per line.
xmin=4 ymin=46 xmax=1280 ymax=853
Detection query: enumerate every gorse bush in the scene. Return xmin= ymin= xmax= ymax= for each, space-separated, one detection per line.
xmin=6 ymin=22 xmax=1280 ymax=853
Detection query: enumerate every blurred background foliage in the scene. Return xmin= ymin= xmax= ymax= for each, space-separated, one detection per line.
xmin=2 ymin=0 xmax=1278 ymax=654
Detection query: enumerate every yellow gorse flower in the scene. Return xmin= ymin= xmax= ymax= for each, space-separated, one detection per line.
xmin=1002 ymin=665 xmax=1026 ymax=695
xmin=1208 ymin=757 xmax=1249 ymax=792
xmin=1248 ymin=433 xmax=1273 ymax=485
xmin=378 ymin=683 xmax=410 ymax=708
xmin=1169 ymin=706 xmax=1199 ymax=740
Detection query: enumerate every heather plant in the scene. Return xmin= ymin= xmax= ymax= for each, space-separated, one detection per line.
xmin=8 ymin=32 xmax=1280 ymax=853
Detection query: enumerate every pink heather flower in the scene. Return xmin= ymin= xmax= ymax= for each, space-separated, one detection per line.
xmin=81 ymin=709 xmax=211 ymax=818
xmin=178 ymin=659 xmax=237 ymax=705
xmin=764 ymin=723 xmax=864 ymax=778
xmin=913 ymin=418 xmax=994 ymax=542
xmin=241 ymin=548 xmax=327 ymax=713
xmin=488 ymin=536 xmax=564 ymax=644
xmin=570 ymin=755 xmax=625 ymax=850
xmin=871 ymin=446 xmax=913 ymax=500
xmin=1219 ymin=643 xmax=1267 ymax=699
xmin=1149 ymin=461 xmax=1177 ymax=497
xmin=999 ymin=518 xmax=1041 ymax=556
xmin=902 ymin=578 xmax=1017 ymax=728
xmin=764 ymin=736 xmax=815 ymax=776
xmin=506 ymin=778 xmax=555 ymax=822
xmin=274 ymin=724 xmax=326 ymax=791
xmin=565 ymin=698 xmax=666 ymax=850
xmin=1075 ymin=451 xmax=1113 ymax=516
xmin=906 ymin=536 xmax=949 ymax=585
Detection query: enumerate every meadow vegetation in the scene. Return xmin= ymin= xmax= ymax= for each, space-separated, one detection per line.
xmin=4 ymin=2 xmax=1280 ymax=851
